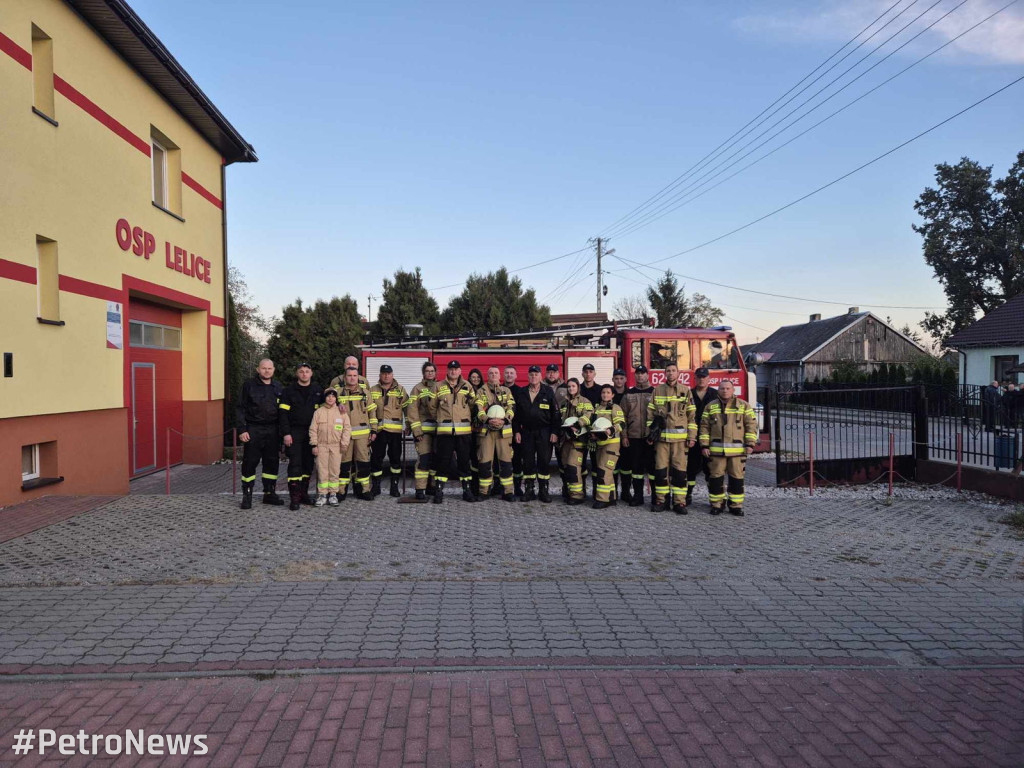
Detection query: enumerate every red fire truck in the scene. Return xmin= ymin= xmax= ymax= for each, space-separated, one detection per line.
xmin=360 ymin=320 xmax=755 ymax=400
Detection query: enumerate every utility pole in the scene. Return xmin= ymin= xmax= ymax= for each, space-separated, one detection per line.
xmin=596 ymin=238 xmax=603 ymax=313
xmin=367 ymin=294 xmax=376 ymax=324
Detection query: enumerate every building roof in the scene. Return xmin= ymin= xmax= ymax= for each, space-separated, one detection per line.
xmin=66 ymin=0 xmax=257 ymax=164
xmin=748 ymin=312 xmax=868 ymax=364
xmin=945 ymin=293 xmax=1024 ymax=349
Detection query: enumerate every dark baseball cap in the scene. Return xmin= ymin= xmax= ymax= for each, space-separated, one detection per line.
xmin=546 ymin=363 xmax=559 ymax=372
xmin=613 ymin=368 xmax=626 ymax=377
xmin=582 ymin=363 xmax=595 ymax=371
xmin=447 ymin=360 xmax=461 ymax=369
xmin=379 ymin=364 xmax=393 ymax=373
xmin=634 ymin=365 xmax=648 ymax=373
xmin=695 ymin=367 xmax=710 ymax=377
xmin=528 ymin=365 xmax=541 ymax=373
xmin=296 ymin=362 xmax=312 ymax=370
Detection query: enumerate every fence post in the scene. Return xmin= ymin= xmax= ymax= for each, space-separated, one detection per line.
xmin=808 ymin=431 xmax=814 ymax=496
xmin=232 ymin=428 xmax=238 ymax=496
xmin=888 ymin=432 xmax=894 ymax=497
xmin=914 ymin=384 xmax=929 ymax=465
xmin=165 ymin=428 xmax=171 ymax=496
xmin=956 ymin=432 xmax=962 ymax=493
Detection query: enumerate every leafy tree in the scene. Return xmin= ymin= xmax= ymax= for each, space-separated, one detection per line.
xmin=440 ymin=268 xmax=550 ymax=334
xmin=225 ymin=268 xmax=271 ymax=432
xmin=265 ymin=296 xmax=363 ymax=383
xmin=376 ymin=267 xmax=441 ymax=337
xmin=645 ymin=270 xmax=723 ymax=328
xmin=611 ymin=294 xmax=650 ymax=322
xmin=914 ymin=152 xmax=1024 ymax=343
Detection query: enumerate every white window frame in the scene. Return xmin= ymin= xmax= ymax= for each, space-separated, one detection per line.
xmin=22 ymin=444 xmax=40 ymax=482
xmin=129 ymin=320 xmax=182 ymax=351
xmin=152 ymin=139 xmax=168 ymax=207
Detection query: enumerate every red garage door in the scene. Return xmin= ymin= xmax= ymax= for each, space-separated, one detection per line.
xmin=128 ymin=300 xmax=183 ymax=475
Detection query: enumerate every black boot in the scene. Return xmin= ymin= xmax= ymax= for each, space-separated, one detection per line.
xmin=462 ymin=480 xmax=477 ymax=503
xmin=371 ymin=476 xmax=382 ymax=498
xmin=619 ymin=477 xmax=632 ymax=504
xmin=629 ymin=479 xmax=644 ymax=507
xmin=523 ymin=480 xmax=536 ymax=502
xmin=591 ymin=476 xmax=599 ymax=500
xmin=358 ymin=482 xmax=374 ymax=501
xmin=491 ymin=481 xmax=503 ymax=496
xmin=262 ymin=480 xmax=285 ymax=506
xmin=685 ymin=486 xmax=694 ymax=508
xmin=672 ymin=501 xmax=688 ymax=515
xmin=415 ymin=488 xmax=426 ymax=501
xmin=390 ymin=475 xmax=401 ymax=497
xmin=337 ymin=483 xmax=348 ymax=502
xmin=240 ymin=482 xmax=254 ymax=510
xmin=538 ymin=480 xmax=552 ymax=503
xmin=651 ymin=498 xmax=666 ymax=512
xmin=287 ymin=481 xmax=301 ymax=511
xmin=433 ymin=482 xmax=444 ymax=504
xmin=513 ymin=477 xmax=524 ymax=498
xmin=301 ymin=477 xmax=315 ymax=505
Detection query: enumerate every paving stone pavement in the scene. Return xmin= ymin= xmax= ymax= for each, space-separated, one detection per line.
xmin=1 ymin=668 xmax=1022 ymax=767
xmin=0 ymin=579 xmax=1020 ymax=671
xmin=0 ymin=483 xmax=1020 ymax=586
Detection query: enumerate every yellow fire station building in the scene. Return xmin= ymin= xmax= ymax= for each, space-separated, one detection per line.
xmin=0 ymin=0 xmax=257 ymax=507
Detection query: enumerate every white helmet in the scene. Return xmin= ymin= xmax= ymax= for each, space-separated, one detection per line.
xmin=486 ymin=404 xmax=506 ymax=424
xmin=590 ymin=417 xmax=613 ymax=436
xmin=562 ymin=416 xmax=586 ymax=435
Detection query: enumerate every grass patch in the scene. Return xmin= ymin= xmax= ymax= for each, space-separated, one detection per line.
xmin=998 ymin=508 xmax=1024 ymax=537
xmin=270 ymin=560 xmax=338 ymax=581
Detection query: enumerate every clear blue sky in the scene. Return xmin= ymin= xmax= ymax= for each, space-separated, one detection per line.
xmin=133 ymin=0 xmax=1024 ymax=343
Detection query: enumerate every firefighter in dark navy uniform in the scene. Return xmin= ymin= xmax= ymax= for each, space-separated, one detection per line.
xmin=278 ymin=362 xmax=323 ymax=510
xmin=237 ymin=358 xmax=285 ymax=509
xmin=514 ymin=365 xmax=561 ymax=502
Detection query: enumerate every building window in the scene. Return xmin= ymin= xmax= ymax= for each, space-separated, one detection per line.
xmin=22 ymin=445 xmax=40 ymax=482
xmin=31 ymin=24 xmax=55 ymax=119
xmin=36 ymin=236 xmax=59 ymax=322
xmin=994 ymin=355 xmax=1019 ymax=383
xmin=151 ymin=127 xmax=182 ymax=215
xmin=129 ymin=320 xmax=181 ymax=350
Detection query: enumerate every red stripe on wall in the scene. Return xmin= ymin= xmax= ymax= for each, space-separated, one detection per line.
xmin=59 ymin=274 xmax=124 ymax=303
xmin=0 ymin=31 xmax=32 ymax=70
xmin=182 ymin=172 xmax=223 ymax=209
xmin=209 ymin=315 xmax=225 ymax=327
xmin=53 ymin=75 xmax=151 ymax=156
xmin=0 ymin=258 xmax=37 ymax=284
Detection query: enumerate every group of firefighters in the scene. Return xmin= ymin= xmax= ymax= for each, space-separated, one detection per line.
xmin=236 ymin=355 xmax=758 ymax=515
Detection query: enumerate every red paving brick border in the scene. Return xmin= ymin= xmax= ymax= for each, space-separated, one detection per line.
xmin=1 ymin=666 xmax=1022 ymax=767
xmin=0 ymin=496 xmax=117 ymax=544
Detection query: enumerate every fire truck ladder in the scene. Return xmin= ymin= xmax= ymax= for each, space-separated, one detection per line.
xmin=361 ymin=318 xmax=651 ymax=349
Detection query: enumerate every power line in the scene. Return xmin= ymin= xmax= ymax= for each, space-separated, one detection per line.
xmin=604 ymin=0 xmax=969 ymax=241
xmin=425 ymin=245 xmax=592 ymax=292
xmin=627 ymin=71 xmax=1024 ymax=273
xmin=597 ymin=0 xmax=911 ymax=238
xmin=602 ymin=0 xmax=1014 ymax=242
xmin=611 ymin=252 xmax=946 ymax=310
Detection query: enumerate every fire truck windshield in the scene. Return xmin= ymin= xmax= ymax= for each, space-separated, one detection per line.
xmin=700 ymin=339 xmax=740 ymax=370
xmin=649 ymin=339 xmax=691 ymax=372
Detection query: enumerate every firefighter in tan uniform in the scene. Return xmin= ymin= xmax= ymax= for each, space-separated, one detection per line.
xmin=559 ymin=378 xmax=594 ymax=505
xmin=337 ymin=367 xmax=377 ymax=500
xmin=369 ymin=365 xmax=409 ymax=498
xmin=405 ymin=361 xmax=438 ymax=501
xmin=433 ymin=360 xmax=478 ymax=504
xmin=474 ymin=366 xmax=516 ymax=501
xmin=699 ymin=379 xmax=758 ymax=516
xmin=648 ymin=363 xmax=697 ymax=514
xmin=590 ymin=384 xmax=625 ymax=509
xmin=329 ymin=355 xmax=368 ymax=392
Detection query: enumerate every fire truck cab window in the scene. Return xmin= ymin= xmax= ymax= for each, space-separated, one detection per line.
xmin=631 ymin=340 xmax=643 ymax=370
xmin=701 ymin=339 xmax=739 ymax=370
xmin=649 ymin=340 xmax=690 ymax=371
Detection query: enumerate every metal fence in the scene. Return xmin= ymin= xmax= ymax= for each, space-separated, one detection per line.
xmin=773 ymin=387 xmax=920 ymax=487
xmin=924 ymin=384 xmax=1022 ymax=472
